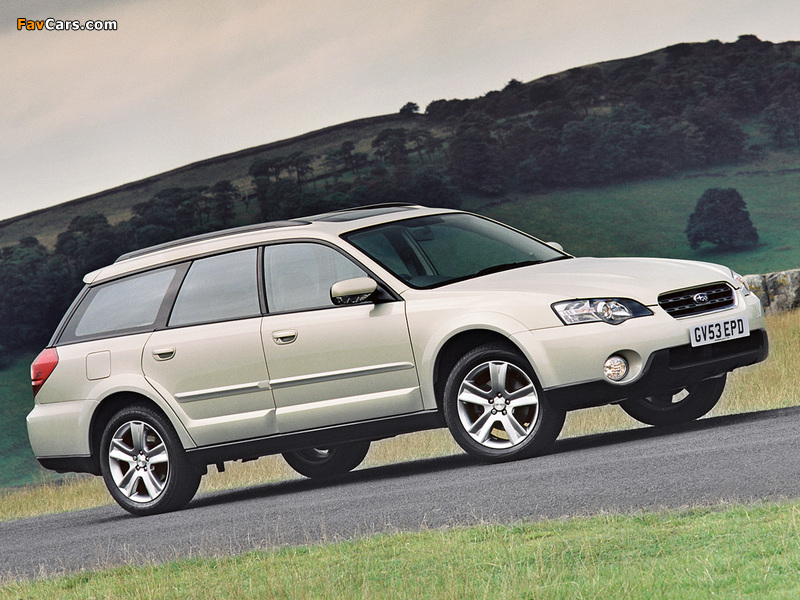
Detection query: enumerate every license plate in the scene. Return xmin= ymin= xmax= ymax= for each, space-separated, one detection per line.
xmin=689 ymin=316 xmax=749 ymax=347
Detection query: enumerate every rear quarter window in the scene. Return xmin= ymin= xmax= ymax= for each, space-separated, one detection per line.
xmin=59 ymin=267 xmax=179 ymax=343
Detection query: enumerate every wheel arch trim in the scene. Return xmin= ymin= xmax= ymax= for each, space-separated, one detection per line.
xmin=414 ymin=311 xmax=543 ymax=410
xmin=85 ymin=376 xmax=197 ymax=469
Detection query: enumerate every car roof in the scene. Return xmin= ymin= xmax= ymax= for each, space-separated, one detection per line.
xmin=84 ymin=203 xmax=456 ymax=285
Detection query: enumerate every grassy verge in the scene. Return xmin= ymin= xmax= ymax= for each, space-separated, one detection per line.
xmin=3 ymin=501 xmax=800 ymax=598
xmin=2 ymin=309 xmax=797 ymax=523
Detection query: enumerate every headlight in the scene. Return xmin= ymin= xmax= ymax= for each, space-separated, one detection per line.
xmin=552 ymin=298 xmax=653 ymax=325
xmin=730 ymin=270 xmax=751 ymax=296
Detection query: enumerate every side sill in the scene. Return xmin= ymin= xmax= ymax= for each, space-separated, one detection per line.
xmin=185 ymin=410 xmax=445 ymax=467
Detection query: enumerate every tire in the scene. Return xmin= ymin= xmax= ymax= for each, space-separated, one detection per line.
xmin=282 ymin=441 xmax=371 ymax=479
xmin=442 ymin=343 xmax=565 ymax=463
xmin=620 ymin=374 xmax=727 ymax=427
xmin=99 ymin=404 xmax=201 ymax=516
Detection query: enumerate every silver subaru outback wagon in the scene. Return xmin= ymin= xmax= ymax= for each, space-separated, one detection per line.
xmin=28 ymin=204 xmax=768 ymax=515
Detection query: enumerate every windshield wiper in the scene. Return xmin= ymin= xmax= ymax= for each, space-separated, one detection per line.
xmin=474 ymin=260 xmax=542 ymax=278
xmin=543 ymin=255 xmax=573 ymax=263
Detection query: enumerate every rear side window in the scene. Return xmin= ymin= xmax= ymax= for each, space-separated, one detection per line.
xmin=169 ymin=248 xmax=260 ymax=327
xmin=62 ymin=267 xmax=179 ymax=342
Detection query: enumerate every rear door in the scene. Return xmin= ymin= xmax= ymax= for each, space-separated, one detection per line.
xmin=260 ymin=242 xmax=423 ymax=433
xmin=142 ymin=248 xmax=277 ymax=446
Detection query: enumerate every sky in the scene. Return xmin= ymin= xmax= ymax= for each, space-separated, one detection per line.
xmin=2 ymin=0 xmax=800 ymax=223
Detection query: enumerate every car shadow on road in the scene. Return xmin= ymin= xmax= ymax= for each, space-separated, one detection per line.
xmin=83 ymin=405 xmax=797 ymax=523
xmin=187 ymin=452 xmax=482 ymax=511
xmin=180 ymin=405 xmax=800 ymax=514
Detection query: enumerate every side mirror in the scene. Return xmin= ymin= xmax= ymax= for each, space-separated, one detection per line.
xmin=546 ymin=241 xmax=564 ymax=252
xmin=330 ymin=277 xmax=378 ymax=305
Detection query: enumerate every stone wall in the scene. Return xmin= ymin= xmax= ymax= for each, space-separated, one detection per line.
xmin=744 ymin=269 xmax=800 ymax=314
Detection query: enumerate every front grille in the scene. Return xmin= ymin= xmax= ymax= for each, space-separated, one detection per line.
xmin=658 ymin=282 xmax=735 ymax=318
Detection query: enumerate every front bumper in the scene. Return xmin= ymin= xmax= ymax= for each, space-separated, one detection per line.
xmin=544 ymin=328 xmax=768 ymax=410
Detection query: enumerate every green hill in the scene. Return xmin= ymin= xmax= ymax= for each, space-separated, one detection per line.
xmin=471 ymin=151 xmax=800 ymax=276
xmin=2 ymin=34 xmax=799 ymax=257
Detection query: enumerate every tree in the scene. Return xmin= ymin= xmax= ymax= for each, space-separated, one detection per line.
xmin=762 ymin=92 xmax=800 ymax=148
xmin=209 ymin=180 xmax=237 ymax=227
xmin=399 ymin=102 xmax=419 ymax=116
xmin=447 ymin=112 xmax=507 ymax=195
xmin=686 ymin=106 xmax=746 ymax=165
xmin=55 ymin=213 xmax=124 ymax=275
xmin=249 ymin=156 xmax=288 ymax=183
xmin=408 ymin=129 xmax=440 ymax=163
xmin=371 ymin=128 xmax=409 ymax=167
xmin=286 ymin=152 xmax=315 ymax=189
xmin=686 ymin=188 xmax=759 ymax=250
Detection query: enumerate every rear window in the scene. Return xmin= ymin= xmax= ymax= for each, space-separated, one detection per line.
xmin=60 ymin=267 xmax=179 ymax=342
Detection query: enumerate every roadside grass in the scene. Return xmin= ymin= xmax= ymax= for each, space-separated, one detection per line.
xmin=1 ymin=309 xmax=797 ymax=523
xmin=4 ymin=501 xmax=800 ymax=598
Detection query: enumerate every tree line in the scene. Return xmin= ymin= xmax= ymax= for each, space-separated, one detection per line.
xmin=437 ymin=35 xmax=800 ymax=194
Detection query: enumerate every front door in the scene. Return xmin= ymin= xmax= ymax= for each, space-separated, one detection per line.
xmin=260 ymin=242 xmax=422 ymax=433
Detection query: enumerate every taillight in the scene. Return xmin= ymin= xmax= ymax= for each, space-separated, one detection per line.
xmin=31 ymin=348 xmax=59 ymax=398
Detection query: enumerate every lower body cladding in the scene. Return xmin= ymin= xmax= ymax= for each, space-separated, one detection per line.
xmin=544 ymin=329 xmax=768 ymax=411
xmin=183 ymin=411 xmax=444 ymax=468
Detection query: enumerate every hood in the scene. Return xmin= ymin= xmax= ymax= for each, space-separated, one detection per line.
xmin=442 ymin=257 xmax=734 ymax=305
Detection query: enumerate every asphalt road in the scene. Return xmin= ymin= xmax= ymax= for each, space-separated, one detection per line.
xmin=3 ymin=406 xmax=800 ymax=579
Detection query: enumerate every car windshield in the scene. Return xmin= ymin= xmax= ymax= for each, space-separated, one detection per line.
xmin=343 ymin=213 xmax=569 ymax=289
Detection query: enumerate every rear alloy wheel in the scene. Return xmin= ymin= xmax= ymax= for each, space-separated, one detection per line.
xmin=620 ymin=374 xmax=727 ymax=426
xmin=282 ymin=441 xmax=371 ymax=479
xmin=100 ymin=404 xmax=201 ymax=516
xmin=443 ymin=343 xmax=564 ymax=462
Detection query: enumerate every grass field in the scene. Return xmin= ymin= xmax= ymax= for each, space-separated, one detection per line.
xmin=0 ymin=355 xmax=44 ymax=489
xmin=475 ymin=154 xmax=800 ymax=277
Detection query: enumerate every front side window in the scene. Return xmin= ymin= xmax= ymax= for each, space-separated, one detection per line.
xmin=263 ymin=243 xmax=367 ymax=313
xmin=344 ymin=213 xmax=568 ymax=288
xmin=64 ymin=267 xmax=178 ymax=341
xmin=169 ymin=249 xmax=260 ymax=327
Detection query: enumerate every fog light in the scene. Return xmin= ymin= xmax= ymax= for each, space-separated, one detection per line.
xmin=603 ymin=355 xmax=628 ymax=382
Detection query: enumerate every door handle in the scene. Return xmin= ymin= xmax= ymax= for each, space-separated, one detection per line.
xmin=152 ymin=347 xmax=176 ymax=361
xmin=272 ymin=330 xmax=298 ymax=345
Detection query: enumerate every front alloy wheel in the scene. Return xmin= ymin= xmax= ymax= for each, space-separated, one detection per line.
xmin=443 ymin=343 xmax=564 ymax=462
